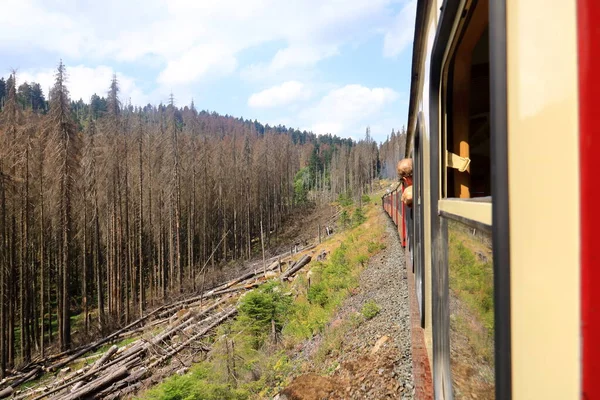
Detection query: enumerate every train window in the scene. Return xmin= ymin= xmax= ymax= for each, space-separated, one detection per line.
xmin=436 ymin=0 xmax=496 ymax=398
xmin=443 ymin=0 xmax=490 ymax=200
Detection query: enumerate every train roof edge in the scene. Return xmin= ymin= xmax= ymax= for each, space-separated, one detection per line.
xmin=406 ymin=0 xmax=431 ymax=158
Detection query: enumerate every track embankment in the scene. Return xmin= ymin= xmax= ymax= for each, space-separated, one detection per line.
xmin=279 ymin=207 xmax=415 ymax=400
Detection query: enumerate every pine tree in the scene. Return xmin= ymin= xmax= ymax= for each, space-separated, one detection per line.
xmin=46 ymin=61 xmax=80 ymax=351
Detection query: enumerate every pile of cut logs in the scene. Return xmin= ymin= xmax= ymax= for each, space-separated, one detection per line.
xmin=0 ymin=248 xmax=314 ymax=400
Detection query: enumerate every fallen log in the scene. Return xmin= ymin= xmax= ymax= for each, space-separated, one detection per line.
xmin=0 ymin=387 xmax=13 ymax=399
xmin=47 ymin=305 xmax=165 ymax=372
xmin=3 ymin=342 xmax=92 ymax=383
xmin=0 ymin=373 xmax=23 ymax=386
xmin=0 ymin=367 xmax=42 ymax=399
xmin=92 ymin=258 xmax=304 ymax=385
xmin=70 ymin=353 xmax=103 ymax=365
xmin=152 ymin=297 xmax=230 ymax=345
xmin=215 ymin=260 xmax=280 ymax=291
xmin=159 ymin=260 xmax=282 ymax=315
xmin=62 ymin=299 xmax=229 ymax=383
xmin=120 ymin=316 xmax=169 ymax=338
xmin=100 ymin=381 xmax=142 ymax=400
xmin=281 ymin=255 xmax=312 ymax=280
xmin=147 ymin=308 xmax=237 ymax=370
xmin=38 ymin=345 xmax=84 ymax=365
xmin=69 ymin=381 xmax=84 ymax=393
xmin=182 ymin=294 xmax=233 ymax=311
xmin=41 ymin=306 xmax=229 ymax=397
xmin=93 ymin=367 xmax=148 ymax=399
xmin=209 ymin=282 xmax=261 ymax=297
xmin=32 ymin=349 xmax=140 ymax=400
xmin=89 ymin=345 xmax=118 ymax=372
xmin=0 ymin=373 xmax=24 ymax=393
xmin=60 ymin=366 xmax=129 ymax=400
xmin=104 ymin=382 xmax=142 ymax=400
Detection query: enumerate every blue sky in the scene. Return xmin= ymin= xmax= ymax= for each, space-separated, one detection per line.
xmin=1 ymin=0 xmax=416 ymax=143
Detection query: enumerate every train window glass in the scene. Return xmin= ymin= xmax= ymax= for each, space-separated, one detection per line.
xmin=444 ymin=0 xmax=490 ymax=199
xmin=447 ymin=220 xmax=495 ymax=398
xmin=438 ymin=0 xmax=496 ymax=397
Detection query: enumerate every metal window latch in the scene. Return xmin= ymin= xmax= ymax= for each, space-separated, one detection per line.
xmin=446 ymin=151 xmax=471 ymax=172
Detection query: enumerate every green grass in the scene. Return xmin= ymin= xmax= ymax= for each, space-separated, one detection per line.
xmin=448 ymin=224 xmax=494 ymax=362
xmin=367 ymin=240 xmax=385 ymax=254
xmin=448 ymin=236 xmax=494 ymax=332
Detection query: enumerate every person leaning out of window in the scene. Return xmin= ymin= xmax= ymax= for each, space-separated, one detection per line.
xmin=397 ymin=158 xmax=413 ymax=207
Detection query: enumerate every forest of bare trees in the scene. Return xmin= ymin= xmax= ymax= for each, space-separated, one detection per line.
xmin=379 ymin=127 xmax=407 ymax=179
xmin=0 ymin=63 xmax=403 ymax=377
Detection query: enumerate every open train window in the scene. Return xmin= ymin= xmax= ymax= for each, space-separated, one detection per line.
xmin=443 ymin=0 xmax=490 ymax=200
xmin=433 ymin=0 xmax=496 ymax=398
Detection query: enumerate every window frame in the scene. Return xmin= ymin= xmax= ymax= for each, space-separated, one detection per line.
xmin=429 ymin=0 xmax=511 ymax=398
xmin=440 ymin=0 xmax=492 ymax=222
xmin=415 ymin=113 xmax=426 ymax=328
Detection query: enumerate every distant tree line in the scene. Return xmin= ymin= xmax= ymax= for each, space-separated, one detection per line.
xmin=0 ymin=63 xmax=403 ymax=376
xmin=0 ymin=77 xmax=47 ymax=113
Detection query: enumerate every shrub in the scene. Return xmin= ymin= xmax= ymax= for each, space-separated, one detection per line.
xmin=361 ymin=300 xmax=381 ymax=320
xmin=293 ymin=167 xmax=310 ymax=205
xmin=140 ymin=363 xmax=249 ymax=400
xmin=238 ymin=282 xmax=292 ymax=348
xmin=352 ymin=207 xmax=366 ymax=227
xmin=339 ymin=210 xmax=350 ymax=228
xmin=307 ymin=282 xmax=329 ymax=307
xmin=361 ymin=194 xmax=371 ymax=204
xmin=337 ymin=193 xmax=353 ymax=206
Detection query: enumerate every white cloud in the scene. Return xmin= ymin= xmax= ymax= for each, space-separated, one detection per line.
xmin=19 ymin=65 xmax=148 ymax=105
xmin=0 ymin=0 xmax=399 ymax=86
xmin=383 ymin=0 xmax=417 ymax=58
xmin=248 ymin=81 xmax=312 ymax=108
xmin=158 ymin=44 xmax=238 ymax=86
xmin=166 ymin=0 xmax=269 ymax=21
xmin=241 ymin=45 xmax=339 ymax=82
xmin=300 ymin=84 xmax=400 ymax=137
xmin=0 ymin=2 xmax=82 ymax=58
xmin=271 ymin=46 xmax=339 ymax=72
